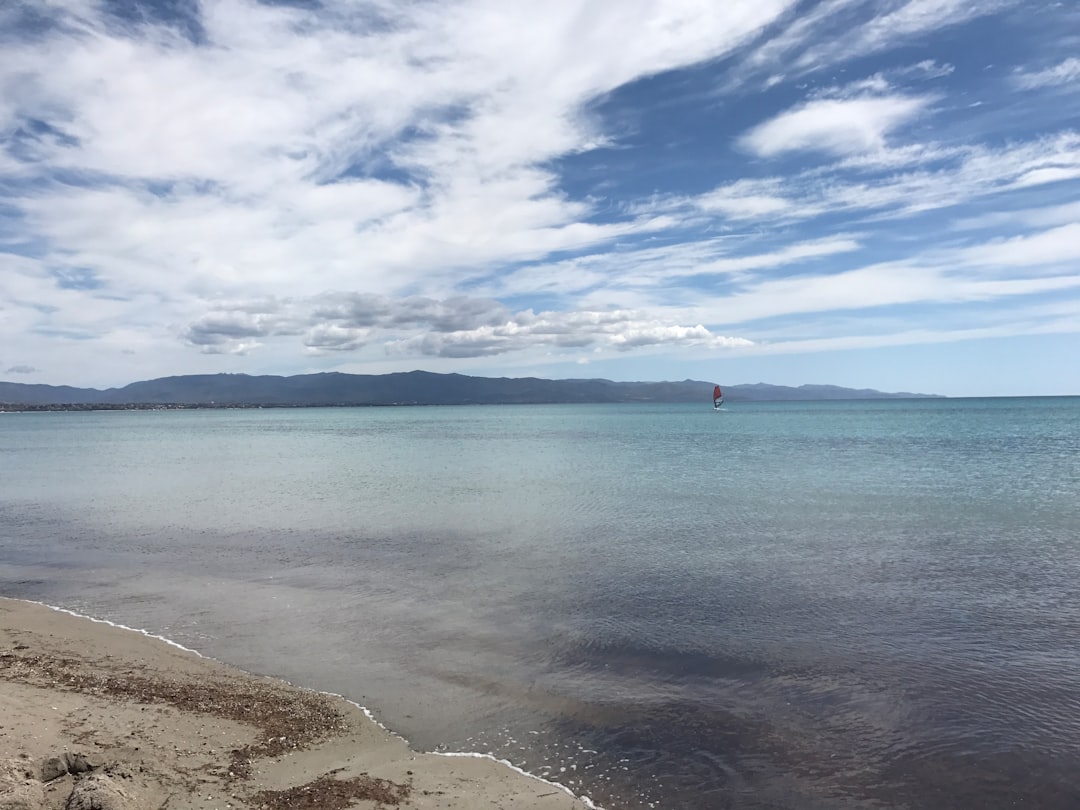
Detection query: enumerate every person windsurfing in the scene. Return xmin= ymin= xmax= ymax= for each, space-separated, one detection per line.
xmin=713 ymin=384 xmax=723 ymax=408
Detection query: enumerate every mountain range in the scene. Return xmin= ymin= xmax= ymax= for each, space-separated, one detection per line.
xmin=0 ymin=371 xmax=941 ymax=409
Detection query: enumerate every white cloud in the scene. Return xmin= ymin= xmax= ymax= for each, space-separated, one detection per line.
xmin=729 ymin=0 xmax=1011 ymax=87
xmin=696 ymin=179 xmax=795 ymax=218
xmin=898 ymin=60 xmax=955 ymax=80
xmin=738 ymin=94 xmax=932 ymax=157
xmin=697 ymin=131 xmax=1080 ymax=224
xmin=681 ymin=222 xmax=1080 ymax=330
xmin=813 ymin=74 xmax=893 ymax=98
xmin=848 ymin=0 xmax=1002 ymax=46
xmin=694 ymin=238 xmax=862 ymax=275
xmin=470 ymin=234 xmax=863 ymax=306
xmin=728 ymin=0 xmax=865 ymax=85
xmin=957 ymin=223 xmax=1080 ymax=268
xmin=4 ymin=0 xmax=834 ymax=379
xmin=952 ymin=200 xmax=1080 ymax=232
xmin=792 ymin=0 xmax=1018 ymax=73
xmin=3 ymin=0 xmax=798 ymax=303
xmin=1013 ymin=58 xmax=1080 ymax=90
xmin=388 ymin=310 xmax=754 ymax=358
xmin=1011 ymin=166 xmax=1080 ymax=188
xmin=747 ymin=316 xmax=1080 ymax=356
xmin=700 ymin=261 xmax=1080 ymax=326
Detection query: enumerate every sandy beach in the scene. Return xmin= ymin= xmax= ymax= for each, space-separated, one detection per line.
xmin=0 ymin=597 xmax=597 ymax=810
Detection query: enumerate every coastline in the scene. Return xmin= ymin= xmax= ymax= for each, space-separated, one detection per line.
xmin=0 ymin=597 xmax=600 ymax=809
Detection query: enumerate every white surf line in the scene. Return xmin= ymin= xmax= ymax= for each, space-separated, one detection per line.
xmin=437 ymin=751 xmax=606 ymax=809
xmin=30 ymin=599 xmax=208 ymax=656
xmin=330 ymin=694 xmax=608 ymax=810
xmin=21 ymin=598 xmax=609 ymax=810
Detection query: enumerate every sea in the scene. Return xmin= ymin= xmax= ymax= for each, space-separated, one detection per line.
xmin=2 ymin=397 xmax=1079 ymax=809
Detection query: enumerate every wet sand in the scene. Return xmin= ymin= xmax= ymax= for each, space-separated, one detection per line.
xmin=0 ymin=597 xmax=598 ymax=809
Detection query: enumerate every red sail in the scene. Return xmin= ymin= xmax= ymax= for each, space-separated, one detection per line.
xmin=713 ymin=385 xmax=722 ymax=400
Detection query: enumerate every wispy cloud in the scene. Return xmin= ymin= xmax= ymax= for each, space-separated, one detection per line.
xmin=728 ymin=0 xmax=1012 ymax=88
xmin=894 ymin=59 xmax=954 ymax=80
xmin=952 ymin=200 xmax=1080 ymax=232
xmin=790 ymin=0 xmax=1019 ymax=73
xmin=1012 ymin=58 xmax=1080 ymax=90
xmin=956 ymin=223 xmax=1080 ymax=269
xmin=709 ymin=131 xmax=1080 ymax=223
xmin=695 ymin=252 xmax=1080 ymax=327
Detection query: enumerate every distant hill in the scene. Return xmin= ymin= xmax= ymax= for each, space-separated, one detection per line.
xmin=0 ymin=371 xmax=942 ymax=409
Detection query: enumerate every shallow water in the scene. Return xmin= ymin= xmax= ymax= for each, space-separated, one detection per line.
xmin=3 ymin=398 xmax=1080 ymax=808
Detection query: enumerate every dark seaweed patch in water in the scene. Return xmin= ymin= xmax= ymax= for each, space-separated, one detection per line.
xmin=568 ymin=639 xmax=776 ymax=681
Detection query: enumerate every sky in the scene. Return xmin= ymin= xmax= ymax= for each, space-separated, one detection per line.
xmin=1 ymin=0 xmax=1079 ymax=397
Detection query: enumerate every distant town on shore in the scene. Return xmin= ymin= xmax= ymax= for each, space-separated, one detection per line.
xmin=0 ymin=371 xmax=943 ymax=411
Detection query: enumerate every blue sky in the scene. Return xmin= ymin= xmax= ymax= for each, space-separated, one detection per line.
xmin=1 ymin=0 xmax=1078 ymax=396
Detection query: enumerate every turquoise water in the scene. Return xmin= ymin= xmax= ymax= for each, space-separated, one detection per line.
xmin=3 ymin=398 xmax=1080 ymax=808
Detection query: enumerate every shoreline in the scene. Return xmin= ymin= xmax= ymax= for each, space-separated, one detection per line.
xmin=0 ymin=597 xmax=601 ymax=809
